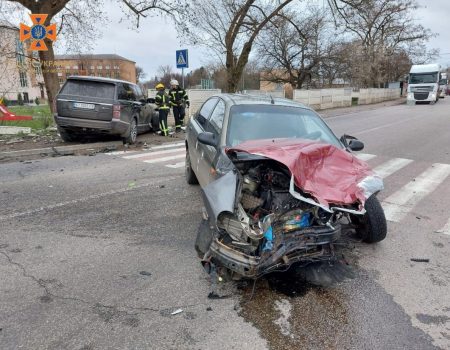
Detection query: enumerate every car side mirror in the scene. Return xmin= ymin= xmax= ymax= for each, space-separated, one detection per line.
xmin=340 ymin=134 xmax=364 ymax=151
xmin=147 ymin=98 xmax=156 ymax=104
xmin=348 ymin=139 xmax=364 ymax=151
xmin=198 ymin=132 xmax=218 ymax=148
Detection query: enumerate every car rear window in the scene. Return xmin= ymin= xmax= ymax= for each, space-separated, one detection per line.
xmin=60 ymin=80 xmax=115 ymax=99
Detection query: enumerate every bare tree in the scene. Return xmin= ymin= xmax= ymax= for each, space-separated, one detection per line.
xmin=178 ymin=0 xmax=296 ymax=92
xmin=258 ymin=7 xmax=336 ymax=89
xmin=327 ymin=0 xmax=433 ymax=87
xmin=135 ymin=66 xmax=146 ymax=82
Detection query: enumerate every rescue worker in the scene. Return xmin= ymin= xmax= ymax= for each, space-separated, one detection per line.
xmin=168 ymin=79 xmax=190 ymax=132
xmin=155 ymin=83 xmax=170 ymax=136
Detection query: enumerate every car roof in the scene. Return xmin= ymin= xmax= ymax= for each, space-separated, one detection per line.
xmin=66 ymin=75 xmax=135 ymax=85
xmin=215 ymin=93 xmax=311 ymax=110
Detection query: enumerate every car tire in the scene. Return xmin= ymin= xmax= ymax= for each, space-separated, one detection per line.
xmin=185 ymin=150 xmax=199 ymax=185
xmin=354 ymin=195 xmax=387 ymax=243
xmin=124 ymin=118 xmax=137 ymax=144
xmin=58 ymin=127 xmax=78 ymax=142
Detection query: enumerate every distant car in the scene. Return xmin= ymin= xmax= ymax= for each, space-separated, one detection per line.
xmin=55 ymin=76 xmax=159 ymax=143
xmin=186 ymin=94 xmax=387 ymax=279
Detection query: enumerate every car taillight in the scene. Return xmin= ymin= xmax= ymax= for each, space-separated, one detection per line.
xmin=113 ymin=104 xmax=121 ymax=119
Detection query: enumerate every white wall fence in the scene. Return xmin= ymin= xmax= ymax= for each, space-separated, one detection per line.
xmin=293 ymin=88 xmax=401 ymax=110
xmin=146 ymin=87 xmax=401 ymax=125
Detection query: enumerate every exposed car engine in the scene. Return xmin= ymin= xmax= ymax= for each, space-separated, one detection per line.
xmin=217 ymin=158 xmax=339 ymax=259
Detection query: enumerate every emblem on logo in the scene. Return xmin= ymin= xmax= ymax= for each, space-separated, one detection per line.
xmin=19 ymin=14 xmax=57 ymax=51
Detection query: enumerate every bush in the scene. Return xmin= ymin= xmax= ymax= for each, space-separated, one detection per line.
xmin=35 ymin=97 xmax=40 ymax=105
xmin=1 ymin=97 xmax=9 ymax=106
xmin=17 ymin=93 xmax=24 ymax=106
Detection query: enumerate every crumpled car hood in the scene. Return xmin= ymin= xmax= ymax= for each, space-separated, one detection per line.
xmin=227 ymin=138 xmax=383 ymax=210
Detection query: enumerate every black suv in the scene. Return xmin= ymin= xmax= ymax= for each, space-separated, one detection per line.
xmin=54 ymin=76 xmax=159 ymax=144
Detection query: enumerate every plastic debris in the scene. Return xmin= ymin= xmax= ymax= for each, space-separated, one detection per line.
xmin=410 ymin=258 xmax=429 ymax=263
xmin=171 ymin=309 xmax=183 ymax=315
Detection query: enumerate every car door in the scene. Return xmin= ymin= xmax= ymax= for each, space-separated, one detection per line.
xmin=203 ymin=98 xmax=226 ymax=184
xmin=187 ymin=97 xmax=218 ymax=187
xmin=117 ymin=83 xmax=134 ymax=123
xmin=132 ymin=85 xmax=150 ymax=132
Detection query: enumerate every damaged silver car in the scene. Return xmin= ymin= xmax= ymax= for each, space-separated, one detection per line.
xmin=185 ymin=94 xmax=387 ymax=279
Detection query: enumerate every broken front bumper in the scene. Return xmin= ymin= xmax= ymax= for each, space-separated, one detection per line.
xmin=209 ymin=223 xmax=341 ymax=278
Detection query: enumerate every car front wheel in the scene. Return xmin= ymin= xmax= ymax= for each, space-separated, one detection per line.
xmin=185 ymin=150 xmax=199 ymax=185
xmin=353 ymin=195 xmax=387 ymax=243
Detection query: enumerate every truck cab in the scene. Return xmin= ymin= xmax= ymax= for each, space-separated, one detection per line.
xmin=407 ymin=64 xmax=441 ymax=104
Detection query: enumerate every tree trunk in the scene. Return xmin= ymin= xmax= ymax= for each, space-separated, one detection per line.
xmin=39 ymin=42 xmax=59 ymax=114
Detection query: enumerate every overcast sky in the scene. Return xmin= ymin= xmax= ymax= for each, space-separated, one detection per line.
xmin=46 ymin=0 xmax=447 ymax=77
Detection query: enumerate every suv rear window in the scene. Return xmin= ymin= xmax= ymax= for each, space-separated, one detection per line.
xmin=60 ymin=80 xmax=115 ymax=99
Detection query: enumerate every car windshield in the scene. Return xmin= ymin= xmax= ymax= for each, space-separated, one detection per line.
xmin=409 ymin=73 xmax=438 ymax=84
xmin=226 ymin=104 xmax=341 ymax=148
xmin=60 ymin=80 xmax=116 ymax=99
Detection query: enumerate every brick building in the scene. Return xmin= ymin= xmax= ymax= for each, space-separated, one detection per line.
xmin=0 ymin=20 xmax=46 ymax=104
xmin=53 ymin=54 xmax=137 ymax=86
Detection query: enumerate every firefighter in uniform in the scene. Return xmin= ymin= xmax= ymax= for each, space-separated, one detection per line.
xmin=169 ymin=79 xmax=190 ymax=132
xmin=155 ymin=83 xmax=170 ymax=136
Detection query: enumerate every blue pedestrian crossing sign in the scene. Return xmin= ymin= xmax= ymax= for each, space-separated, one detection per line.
xmin=176 ymin=49 xmax=189 ymax=68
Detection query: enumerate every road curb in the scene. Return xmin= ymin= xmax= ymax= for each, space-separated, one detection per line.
xmin=0 ymin=141 xmax=123 ymax=160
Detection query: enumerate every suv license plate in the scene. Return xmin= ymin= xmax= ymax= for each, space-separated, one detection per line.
xmin=74 ymin=102 xmax=95 ymax=110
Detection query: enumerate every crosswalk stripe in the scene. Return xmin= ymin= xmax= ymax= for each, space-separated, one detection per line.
xmin=106 ymin=150 xmax=138 ymax=156
xmin=373 ymin=158 xmax=413 ymax=179
xmin=123 ymin=147 xmax=185 ymax=160
xmin=383 ymin=163 xmax=450 ymax=222
xmin=146 ymin=142 xmax=185 ymax=150
xmin=355 ymin=153 xmax=377 ymax=161
xmin=166 ymin=161 xmax=185 ymax=169
xmin=436 ymin=218 xmax=450 ymax=236
xmin=143 ymin=154 xmax=185 ymax=164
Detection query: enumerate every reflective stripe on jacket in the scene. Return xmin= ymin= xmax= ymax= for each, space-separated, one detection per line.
xmin=169 ymin=88 xmax=189 ymax=106
xmin=155 ymin=91 xmax=170 ymax=110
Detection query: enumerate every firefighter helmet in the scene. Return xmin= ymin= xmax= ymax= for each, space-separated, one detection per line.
xmin=155 ymin=83 xmax=165 ymax=90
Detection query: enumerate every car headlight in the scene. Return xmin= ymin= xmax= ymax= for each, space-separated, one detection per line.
xmin=430 ymin=93 xmax=436 ymax=99
xmin=407 ymin=93 xmax=414 ymax=99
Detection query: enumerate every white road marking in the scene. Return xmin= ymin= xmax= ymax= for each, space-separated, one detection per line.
xmin=105 ymin=150 xmax=138 ymax=156
xmin=166 ymin=161 xmax=185 ymax=169
xmin=123 ymin=147 xmax=185 ymax=159
xmin=383 ymin=163 xmax=450 ymax=222
xmin=436 ymin=218 xmax=450 ymax=236
xmin=373 ymin=158 xmax=413 ymax=179
xmin=0 ymin=176 xmax=183 ymax=221
xmin=143 ymin=154 xmax=185 ymax=164
xmin=355 ymin=153 xmax=377 ymax=161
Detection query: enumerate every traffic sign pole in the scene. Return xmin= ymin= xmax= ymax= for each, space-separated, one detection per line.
xmin=182 ymin=67 xmax=185 ymax=89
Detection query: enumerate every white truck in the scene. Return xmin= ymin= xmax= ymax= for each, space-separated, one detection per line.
xmin=407 ymin=64 xmax=441 ymax=104
xmin=439 ymin=72 xmax=448 ymax=98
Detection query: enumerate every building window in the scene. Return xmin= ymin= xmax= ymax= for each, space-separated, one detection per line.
xmin=58 ymin=72 xmax=62 ymax=77
xmin=114 ymin=65 xmax=119 ymax=70
xmin=104 ymin=71 xmax=111 ymax=78
xmin=16 ymin=39 xmax=26 ymax=66
xmin=105 ymin=65 xmax=110 ymax=69
xmin=66 ymin=66 xmax=70 ymax=69
xmin=19 ymin=71 xmax=28 ymax=87
xmin=114 ymin=71 xmax=120 ymax=79
xmin=72 ymin=65 xmax=78 ymax=69
xmin=58 ymin=77 xmax=64 ymax=85
xmin=97 ymin=65 xmax=102 ymax=70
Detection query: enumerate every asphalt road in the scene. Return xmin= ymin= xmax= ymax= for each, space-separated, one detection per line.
xmin=1 ymin=98 xmax=449 ymax=350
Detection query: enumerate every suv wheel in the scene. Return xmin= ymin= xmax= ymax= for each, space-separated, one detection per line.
xmin=124 ymin=118 xmax=137 ymax=144
xmin=353 ymin=195 xmax=387 ymax=243
xmin=185 ymin=150 xmax=199 ymax=185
